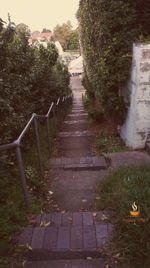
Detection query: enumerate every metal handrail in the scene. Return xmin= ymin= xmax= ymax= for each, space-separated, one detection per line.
xmin=0 ymin=95 xmax=72 ymax=207
xmin=17 ymin=114 xmax=36 ymax=144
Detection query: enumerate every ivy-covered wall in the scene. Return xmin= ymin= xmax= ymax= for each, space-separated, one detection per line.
xmin=78 ymin=0 xmax=150 ymax=123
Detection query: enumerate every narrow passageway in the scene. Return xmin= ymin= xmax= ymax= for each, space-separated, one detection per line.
xmin=17 ymin=77 xmax=112 ymax=268
xmin=49 ymin=76 xmax=108 ymax=211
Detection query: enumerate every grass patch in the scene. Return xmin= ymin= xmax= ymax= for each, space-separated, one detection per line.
xmin=96 ymin=131 xmax=128 ymax=154
xmin=96 ymin=166 xmax=150 ymax=267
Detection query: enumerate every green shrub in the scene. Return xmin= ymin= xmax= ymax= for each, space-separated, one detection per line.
xmin=78 ymin=0 xmax=150 ymax=123
xmin=0 ymin=18 xmax=71 ymax=265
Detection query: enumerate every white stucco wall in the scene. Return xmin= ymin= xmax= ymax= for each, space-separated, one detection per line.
xmin=121 ymin=43 xmax=150 ymax=149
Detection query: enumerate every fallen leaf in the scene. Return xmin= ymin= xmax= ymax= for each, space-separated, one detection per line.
xmin=26 ymin=243 xmax=32 ymax=251
xmin=68 ymin=217 xmax=73 ymax=222
xmin=86 ymin=257 xmax=92 ymax=260
xmin=53 ymin=204 xmax=58 ymax=208
xmin=101 ymin=214 xmax=108 ymax=221
xmin=40 ymin=221 xmax=44 ymax=227
xmin=48 ymin=191 xmax=54 ymax=195
xmin=44 ymin=221 xmax=51 ymax=227
xmin=22 ymin=260 xmax=26 ymax=267
xmin=93 ymin=212 xmax=97 ymax=217
xmin=114 ymin=253 xmax=120 ymax=259
xmin=82 ymin=199 xmax=87 ymax=203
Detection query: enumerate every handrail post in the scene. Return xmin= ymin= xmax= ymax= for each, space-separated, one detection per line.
xmin=46 ymin=115 xmax=51 ymax=157
xmin=53 ymin=104 xmax=57 ymax=135
xmin=16 ymin=145 xmax=29 ymax=207
xmin=34 ymin=115 xmax=43 ymax=174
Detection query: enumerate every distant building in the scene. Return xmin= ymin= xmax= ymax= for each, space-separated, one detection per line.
xmin=29 ymin=32 xmax=53 ymax=45
xmin=68 ymin=56 xmax=83 ymax=76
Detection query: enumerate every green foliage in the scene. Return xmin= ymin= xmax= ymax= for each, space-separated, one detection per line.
xmin=53 ymin=21 xmax=79 ymax=51
xmin=68 ymin=29 xmax=79 ymax=50
xmin=53 ymin=21 xmax=73 ymax=50
xmin=78 ymin=0 xmax=150 ymax=123
xmin=83 ymin=92 xmax=104 ymax=121
xmin=0 ymin=20 xmax=70 ymax=144
xmin=0 ymin=18 xmax=71 ymax=265
xmin=96 ymin=131 xmax=127 ymax=153
xmin=96 ymin=166 xmax=150 ymax=267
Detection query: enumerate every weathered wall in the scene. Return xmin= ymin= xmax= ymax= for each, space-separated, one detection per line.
xmin=121 ymin=43 xmax=150 ymax=149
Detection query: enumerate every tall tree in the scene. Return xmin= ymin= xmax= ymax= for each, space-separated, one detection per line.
xmin=68 ymin=29 xmax=79 ymax=50
xmin=42 ymin=28 xmax=51 ymax=33
xmin=53 ymin=20 xmax=72 ymax=50
xmin=16 ymin=23 xmax=31 ymax=36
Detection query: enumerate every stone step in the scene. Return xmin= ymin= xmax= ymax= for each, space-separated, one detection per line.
xmin=72 ymin=109 xmax=85 ymax=112
xmin=62 ymin=122 xmax=89 ymax=132
xmin=64 ymin=120 xmax=87 ymax=124
xmin=66 ymin=114 xmax=88 ymax=120
xmin=59 ymin=136 xmax=95 ymax=157
xmin=15 ymin=259 xmax=105 ymax=267
xmin=58 ymin=131 xmax=95 ymax=137
xmin=72 ymin=104 xmax=83 ymax=106
xmin=68 ymin=113 xmax=88 ymax=117
xmin=49 ymin=156 xmax=107 ymax=170
xmin=71 ymin=110 xmax=86 ymax=114
xmin=18 ymin=212 xmax=114 ymax=261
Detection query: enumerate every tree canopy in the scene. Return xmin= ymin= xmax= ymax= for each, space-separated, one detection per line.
xmin=53 ymin=21 xmax=79 ymax=50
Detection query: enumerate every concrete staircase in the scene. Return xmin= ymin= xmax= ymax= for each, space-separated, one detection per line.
xmin=16 ymin=78 xmax=113 ymax=267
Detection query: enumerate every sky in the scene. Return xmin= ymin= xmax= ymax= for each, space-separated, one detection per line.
xmin=0 ymin=0 xmax=79 ymax=32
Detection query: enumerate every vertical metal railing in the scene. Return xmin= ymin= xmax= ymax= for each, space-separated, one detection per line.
xmin=0 ymin=95 xmax=72 ymax=207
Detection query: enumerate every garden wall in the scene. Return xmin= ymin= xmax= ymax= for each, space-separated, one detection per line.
xmin=121 ymin=43 xmax=150 ymax=149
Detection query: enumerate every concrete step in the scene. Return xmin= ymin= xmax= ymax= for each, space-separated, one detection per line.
xmin=66 ymin=115 xmax=88 ymax=121
xmin=18 ymin=212 xmax=114 ymax=261
xmin=64 ymin=120 xmax=87 ymax=124
xmin=72 ymin=109 xmax=85 ymax=113
xmin=62 ymin=122 xmax=89 ymax=132
xmin=59 ymin=136 xmax=95 ymax=157
xmin=14 ymin=259 xmax=105 ymax=267
xmin=67 ymin=113 xmax=88 ymax=117
xmin=49 ymin=156 xmax=107 ymax=170
xmin=71 ymin=110 xmax=86 ymax=114
xmin=58 ymin=131 xmax=95 ymax=138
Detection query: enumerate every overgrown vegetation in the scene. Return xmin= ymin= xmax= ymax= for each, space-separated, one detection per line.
xmin=78 ymin=0 xmax=150 ymax=123
xmin=0 ymin=18 xmax=71 ymax=266
xmin=96 ymin=166 xmax=150 ymax=267
xmin=96 ymin=131 xmax=127 ymax=154
xmin=53 ymin=21 xmax=79 ymax=50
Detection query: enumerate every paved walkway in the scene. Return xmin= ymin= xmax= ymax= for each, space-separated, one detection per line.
xmin=17 ymin=77 xmax=150 ymax=267
xmin=48 ymin=78 xmax=108 ymax=211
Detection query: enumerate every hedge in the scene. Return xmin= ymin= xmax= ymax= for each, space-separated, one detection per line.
xmin=78 ymin=0 xmax=150 ymax=123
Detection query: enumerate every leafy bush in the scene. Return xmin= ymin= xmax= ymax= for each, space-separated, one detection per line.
xmin=0 ymin=19 xmax=70 ymax=144
xmin=78 ymin=0 xmax=150 ymax=123
xmin=0 ymin=18 xmax=71 ymax=265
